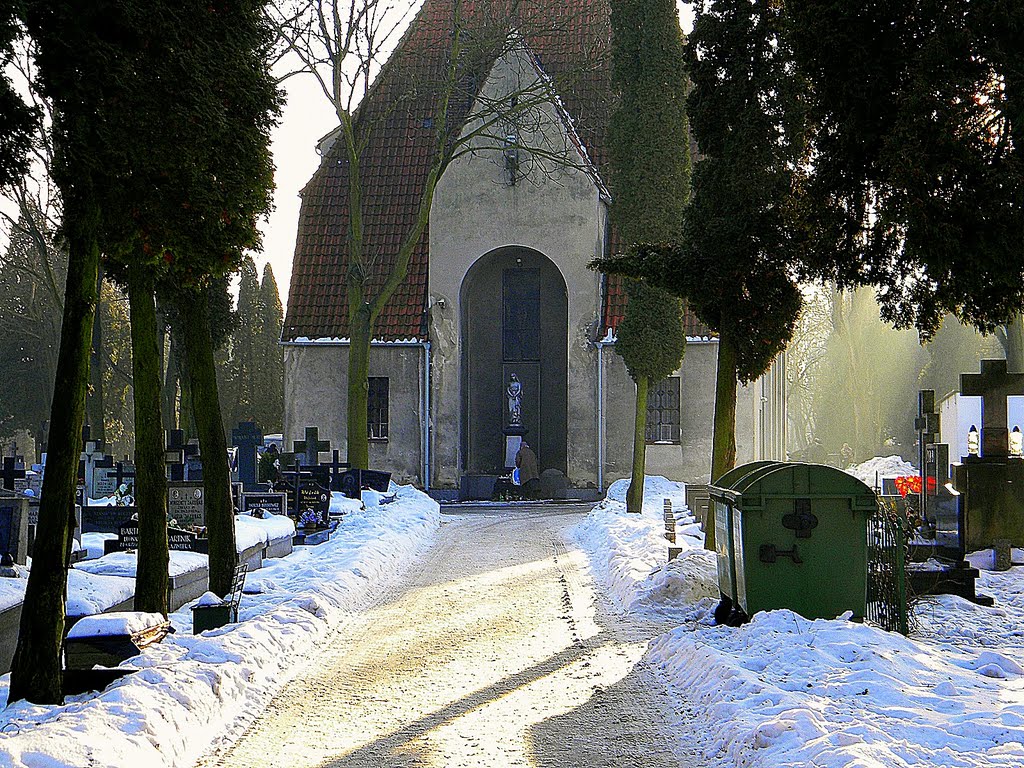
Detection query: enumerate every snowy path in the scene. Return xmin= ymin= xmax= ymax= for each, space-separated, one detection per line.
xmin=195 ymin=506 xmax=719 ymax=768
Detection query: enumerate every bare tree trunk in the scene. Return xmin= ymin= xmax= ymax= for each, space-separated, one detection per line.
xmin=625 ymin=375 xmax=649 ymax=514
xmin=346 ymin=305 xmax=373 ymax=470
xmin=128 ymin=262 xmax=169 ymax=615
xmin=1000 ymin=317 xmax=1024 ymax=372
xmin=178 ymin=288 xmax=236 ymax=596
xmin=162 ymin=332 xmax=180 ymax=433
xmin=87 ymin=267 xmax=105 ymax=443
xmin=707 ymin=332 xmax=739 ymax=552
xmin=9 ymin=200 xmax=101 ymax=705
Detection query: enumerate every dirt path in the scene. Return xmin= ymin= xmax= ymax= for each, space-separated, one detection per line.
xmin=196 ymin=507 xmax=722 ymax=768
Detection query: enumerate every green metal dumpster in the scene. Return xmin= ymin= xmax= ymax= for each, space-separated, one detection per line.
xmin=710 ymin=462 xmax=877 ymax=624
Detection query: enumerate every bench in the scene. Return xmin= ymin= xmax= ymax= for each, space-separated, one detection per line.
xmin=191 ymin=563 xmax=247 ymax=633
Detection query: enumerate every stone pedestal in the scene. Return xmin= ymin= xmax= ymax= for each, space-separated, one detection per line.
xmin=954 ymin=459 xmax=1024 ymax=551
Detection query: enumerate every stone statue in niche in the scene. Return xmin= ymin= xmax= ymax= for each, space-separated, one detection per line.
xmin=507 ymin=373 xmax=523 ymax=428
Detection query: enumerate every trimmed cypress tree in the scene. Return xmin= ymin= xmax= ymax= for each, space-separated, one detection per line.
xmin=595 ymin=0 xmax=807 ymax=546
xmin=606 ymin=0 xmax=690 ymax=513
xmin=257 ymin=264 xmax=285 ymax=433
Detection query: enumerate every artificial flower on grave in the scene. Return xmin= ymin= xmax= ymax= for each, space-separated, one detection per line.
xmin=894 ymin=475 xmax=923 ymax=498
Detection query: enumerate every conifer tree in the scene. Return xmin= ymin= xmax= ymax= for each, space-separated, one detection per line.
xmin=786 ymin=0 xmax=1024 ymax=336
xmin=605 ymin=0 xmax=689 ymax=513
xmin=257 ymin=264 xmax=284 ymax=433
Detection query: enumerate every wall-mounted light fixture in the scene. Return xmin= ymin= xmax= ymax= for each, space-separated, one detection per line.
xmin=503 ymin=133 xmax=519 ymax=186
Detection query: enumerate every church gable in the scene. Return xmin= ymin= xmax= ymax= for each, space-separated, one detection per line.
xmin=283 ymin=0 xmax=616 ymax=343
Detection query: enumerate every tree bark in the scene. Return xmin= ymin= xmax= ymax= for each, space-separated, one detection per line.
xmin=87 ymin=267 xmax=105 ymax=443
xmin=625 ymin=375 xmax=649 ymax=514
xmin=346 ymin=305 xmax=373 ymax=470
xmin=128 ymin=262 xmax=169 ymax=615
xmin=707 ymin=332 xmax=739 ymax=551
xmin=1002 ymin=317 xmax=1024 ymax=372
xmin=8 ymin=200 xmax=101 ymax=705
xmin=178 ymin=288 xmax=237 ymax=596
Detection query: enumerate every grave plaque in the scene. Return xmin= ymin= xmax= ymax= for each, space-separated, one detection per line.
xmin=231 ymin=421 xmax=263 ymax=489
xmin=168 ymin=482 xmax=205 ymax=528
xmin=296 ymin=482 xmax=330 ymax=528
xmin=93 ymin=467 xmax=118 ymax=498
xmin=241 ymin=492 xmax=287 ymax=517
xmin=0 ymin=491 xmax=29 ymax=564
xmin=115 ymin=523 xmax=198 ymax=553
xmin=338 ymin=469 xmax=392 ymax=499
xmin=81 ymin=504 xmax=135 ymax=534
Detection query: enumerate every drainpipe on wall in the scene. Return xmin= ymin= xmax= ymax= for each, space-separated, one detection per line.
xmin=422 ymin=341 xmax=431 ymax=491
xmin=598 ymin=342 xmax=604 ymax=492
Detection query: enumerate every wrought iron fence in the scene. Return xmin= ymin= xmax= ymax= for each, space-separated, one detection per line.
xmin=867 ymin=497 xmax=911 ymax=635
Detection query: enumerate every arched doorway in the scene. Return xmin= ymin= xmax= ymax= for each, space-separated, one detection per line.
xmin=461 ymin=246 xmax=568 ymax=477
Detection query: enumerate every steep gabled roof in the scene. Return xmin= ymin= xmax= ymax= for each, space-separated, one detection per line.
xmin=283 ymin=0 xmax=711 ymax=342
xmin=284 ymin=0 xmax=613 ymax=342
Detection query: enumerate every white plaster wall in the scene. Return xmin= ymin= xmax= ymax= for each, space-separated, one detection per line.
xmin=284 ymin=344 xmax=425 ymax=485
xmin=428 ymin=43 xmax=607 ymax=489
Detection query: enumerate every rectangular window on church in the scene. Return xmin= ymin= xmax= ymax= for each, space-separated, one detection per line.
xmin=368 ymin=377 xmax=389 ymax=441
xmin=503 ymin=268 xmax=541 ymax=361
xmin=646 ymin=377 xmax=681 ymax=444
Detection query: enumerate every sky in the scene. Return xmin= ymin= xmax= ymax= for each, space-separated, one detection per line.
xmin=258 ymin=2 xmax=696 ymax=305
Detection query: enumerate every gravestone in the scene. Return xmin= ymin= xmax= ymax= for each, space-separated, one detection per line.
xmin=293 ymin=427 xmax=330 ymax=471
xmin=0 ymin=491 xmax=29 ymax=564
xmin=166 ymin=430 xmax=186 ymax=482
xmin=112 ymin=522 xmax=198 ymax=553
xmin=241 ymin=492 xmax=288 ymax=517
xmin=337 ymin=469 xmax=392 ymax=500
xmin=952 ymin=359 xmax=1024 ymax=551
xmin=321 ymin=450 xmax=350 ymax=492
xmin=114 ymin=461 xmax=135 ymax=493
xmin=167 ymin=482 xmax=205 ymax=528
xmin=92 ymin=464 xmax=118 ymax=498
xmin=184 ymin=441 xmax=202 ymax=482
xmin=0 ymin=458 xmax=25 ymax=493
xmin=81 ymin=504 xmax=135 ymax=535
xmin=231 ymin=421 xmax=263 ymax=490
xmin=297 ymin=482 xmax=330 ymax=528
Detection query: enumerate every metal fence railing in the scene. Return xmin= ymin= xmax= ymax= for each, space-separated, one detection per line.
xmin=867 ymin=497 xmax=911 ymax=635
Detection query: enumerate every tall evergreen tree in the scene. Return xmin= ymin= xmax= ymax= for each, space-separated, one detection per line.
xmin=0 ymin=1 xmax=34 ymax=185
xmin=596 ymin=0 xmax=807 ymax=547
xmin=257 ymin=263 xmax=284 ymax=433
xmin=786 ymin=0 xmax=1024 ymax=336
xmin=10 ymin=0 xmax=108 ymax=705
xmin=605 ymin=0 xmax=690 ymax=513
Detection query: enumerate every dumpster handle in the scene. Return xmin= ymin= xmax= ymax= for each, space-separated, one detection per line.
xmin=759 ymin=543 xmax=803 ymax=565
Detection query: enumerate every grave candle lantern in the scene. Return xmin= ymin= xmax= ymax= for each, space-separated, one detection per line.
xmin=968 ymin=425 xmax=981 ymax=457
xmin=1011 ymin=426 xmax=1023 ymax=459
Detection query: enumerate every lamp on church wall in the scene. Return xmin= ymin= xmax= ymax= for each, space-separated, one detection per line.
xmin=503 ymin=132 xmax=520 ymax=186
xmin=1011 ymin=426 xmax=1023 ymax=459
xmin=967 ymin=424 xmax=981 ymax=457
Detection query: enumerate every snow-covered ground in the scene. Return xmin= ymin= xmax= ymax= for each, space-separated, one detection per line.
xmin=0 ymin=484 xmax=439 ymax=768
xmin=573 ymin=474 xmax=1024 ymax=768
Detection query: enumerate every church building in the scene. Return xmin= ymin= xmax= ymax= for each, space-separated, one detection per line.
xmin=282 ymin=0 xmax=787 ymax=499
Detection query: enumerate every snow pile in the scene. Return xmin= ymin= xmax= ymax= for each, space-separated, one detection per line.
xmin=0 ymin=484 xmax=439 ymax=768
xmin=650 ymin=607 xmax=1024 ymax=767
xmin=573 ymin=476 xmax=712 ymax=615
xmin=65 ymin=569 xmax=135 ymax=617
xmin=76 ymin=550 xmax=209 ymax=580
xmin=67 ymin=612 xmax=166 ymax=640
xmin=81 ymin=533 xmax=117 ymax=560
xmin=330 ymin=491 xmax=362 ymax=516
xmin=579 ymin=470 xmax=1024 ymax=768
xmin=846 ymin=455 xmax=916 ymax=487
xmin=234 ymin=513 xmax=295 ymax=551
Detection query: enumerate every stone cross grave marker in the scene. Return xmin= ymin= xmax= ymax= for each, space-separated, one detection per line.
xmin=320 ymin=450 xmax=350 ymax=492
xmin=0 ymin=457 xmax=25 ymax=492
xmin=916 ymin=390 xmax=941 ymax=521
xmin=231 ymin=421 xmax=263 ymax=489
xmin=114 ymin=461 xmax=135 ymax=492
xmin=293 ymin=427 xmax=330 ymax=470
xmin=166 ymin=429 xmax=186 ymax=482
xmin=960 ymin=359 xmax=1024 ymax=458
